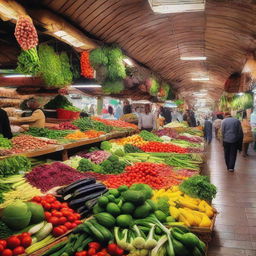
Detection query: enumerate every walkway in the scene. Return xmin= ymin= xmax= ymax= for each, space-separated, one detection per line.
xmin=205 ymin=139 xmax=256 ymax=256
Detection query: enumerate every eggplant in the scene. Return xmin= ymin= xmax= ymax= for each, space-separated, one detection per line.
xmin=64 ymin=183 xmax=106 ymax=201
xmin=84 ymin=198 xmax=98 ymax=210
xmin=77 ymin=205 xmax=87 ymax=214
xmin=60 ymin=178 xmax=96 ymax=195
xmin=69 ymin=189 xmax=108 ymax=209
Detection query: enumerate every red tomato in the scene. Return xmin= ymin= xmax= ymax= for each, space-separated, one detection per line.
xmin=0 ymin=240 xmax=7 ymax=249
xmin=61 ymin=202 xmax=69 ymax=208
xmin=32 ymin=196 xmax=42 ymax=202
xmin=42 ymin=202 xmax=51 ymax=210
xmin=58 ymin=217 xmax=67 ymax=225
xmin=12 ymin=246 xmax=25 ymax=256
xmin=58 ymin=225 xmax=68 ymax=233
xmin=87 ymin=248 xmax=97 ymax=256
xmin=21 ymin=236 xmax=32 ymax=248
xmin=88 ymin=242 xmax=101 ymax=250
xmin=51 ymin=201 xmax=62 ymax=210
xmin=96 ymin=253 xmax=106 ymax=256
xmin=0 ymin=244 xmax=4 ymax=252
xmin=75 ymin=220 xmax=82 ymax=225
xmin=67 ymin=215 xmax=75 ymax=222
xmin=64 ymin=222 xmax=73 ymax=230
xmin=71 ymin=223 xmax=77 ymax=229
xmin=52 ymin=227 xmax=65 ymax=237
xmin=2 ymin=249 xmax=13 ymax=256
xmin=52 ymin=211 xmax=63 ymax=218
xmin=49 ymin=217 xmax=60 ymax=226
xmin=44 ymin=211 xmax=52 ymax=219
xmin=73 ymin=213 xmax=81 ymax=220
xmin=61 ymin=210 xmax=72 ymax=217
xmin=75 ymin=251 xmax=87 ymax=256
xmin=7 ymin=236 xmax=21 ymax=249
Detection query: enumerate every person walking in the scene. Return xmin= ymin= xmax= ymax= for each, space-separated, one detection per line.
xmin=213 ymin=114 xmax=223 ymax=139
xmin=204 ymin=117 xmax=213 ymax=144
xmin=241 ymin=111 xmax=253 ymax=157
xmin=221 ymin=112 xmax=244 ymax=172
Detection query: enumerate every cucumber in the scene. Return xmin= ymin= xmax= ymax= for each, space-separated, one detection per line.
xmin=42 ymin=240 xmax=68 ymax=256
xmin=94 ymin=212 xmax=116 ymax=228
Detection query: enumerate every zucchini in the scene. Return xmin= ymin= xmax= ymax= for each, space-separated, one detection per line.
xmin=69 ymin=189 xmax=108 ymax=209
xmin=83 ymin=221 xmax=105 ymax=242
xmin=42 ymin=240 xmax=68 ymax=256
xmin=94 ymin=212 xmax=116 ymax=228
xmin=89 ymin=220 xmax=113 ymax=241
xmin=60 ymin=178 xmax=96 ymax=195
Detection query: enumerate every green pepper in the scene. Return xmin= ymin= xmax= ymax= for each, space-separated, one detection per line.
xmin=171 ymin=229 xmax=200 ymax=248
xmin=172 ymin=238 xmax=190 ymax=256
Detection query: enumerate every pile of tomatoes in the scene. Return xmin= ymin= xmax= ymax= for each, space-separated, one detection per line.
xmin=32 ymin=194 xmax=82 ymax=237
xmin=104 ymin=162 xmax=181 ymax=189
xmin=75 ymin=242 xmax=124 ymax=256
xmin=139 ymin=141 xmax=188 ymax=153
xmin=0 ymin=233 xmax=32 ymax=256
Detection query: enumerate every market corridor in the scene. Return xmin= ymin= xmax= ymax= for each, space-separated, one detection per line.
xmin=206 ymin=139 xmax=256 ymax=256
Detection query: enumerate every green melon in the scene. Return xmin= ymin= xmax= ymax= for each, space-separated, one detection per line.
xmin=2 ymin=211 xmax=31 ymax=230
xmin=26 ymin=202 xmax=45 ymax=224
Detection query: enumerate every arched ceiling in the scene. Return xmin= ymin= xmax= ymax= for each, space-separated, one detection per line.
xmin=14 ymin=0 xmax=256 ymax=103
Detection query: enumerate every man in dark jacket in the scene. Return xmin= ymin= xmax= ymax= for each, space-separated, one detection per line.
xmin=204 ymin=117 xmax=212 ymax=144
xmin=0 ymin=108 xmax=12 ymax=139
xmin=221 ymin=112 xmax=243 ymax=172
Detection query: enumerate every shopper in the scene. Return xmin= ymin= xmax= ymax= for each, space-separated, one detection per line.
xmin=114 ymin=103 xmax=123 ymax=119
xmin=213 ymin=114 xmax=223 ymax=139
xmin=161 ymin=107 xmax=172 ymax=124
xmin=134 ymin=107 xmax=141 ymax=118
xmin=204 ymin=117 xmax=213 ymax=144
xmin=138 ymin=104 xmax=156 ymax=131
xmin=241 ymin=111 xmax=253 ymax=157
xmin=0 ymin=108 xmax=12 ymax=139
xmin=221 ymin=112 xmax=243 ymax=172
xmin=104 ymin=106 xmax=116 ymax=119
xmin=123 ymin=99 xmax=132 ymax=114
xmin=10 ymin=98 xmax=45 ymax=128
xmin=183 ymin=109 xmax=196 ymax=127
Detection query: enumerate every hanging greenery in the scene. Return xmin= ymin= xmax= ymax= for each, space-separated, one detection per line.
xmin=230 ymin=93 xmax=253 ymax=110
xmin=158 ymin=83 xmax=170 ymax=100
xmin=149 ymin=78 xmax=160 ymax=96
xmin=38 ymin=44 xmax=73 ymax=88
xmin=219 ymin=95 xmax=231 ymax=112
xmin=89 ymin=47 xmax=108 ymax=68
xmin=102 ymin=80 xmax=124 ymax=94
xmin=60 ymin=52 xmax=73 ymax=85
xmin=16 ymin=48 xmax=40 ymax=76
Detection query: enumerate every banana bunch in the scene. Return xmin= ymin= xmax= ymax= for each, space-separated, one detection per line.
xmin=152 ymin=186 xmax=215 ymax=228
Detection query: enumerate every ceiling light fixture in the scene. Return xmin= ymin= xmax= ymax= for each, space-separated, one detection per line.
xmin=123 ymin=58 xmax=134 ymax=66
xmin=180 ymin=56 xmax=207 ymax=61
xmin=148 ymin=0 xmax=205 ymax=13
xmin=191 ymin=77 xmax=210 ymax=81
xmin=2 ymin=74 xmax=32 ymax=78
xmin=71 ymin=85 xmax=102 ymax=88
xmin=54 ymin=30 xmax=85 ymax=48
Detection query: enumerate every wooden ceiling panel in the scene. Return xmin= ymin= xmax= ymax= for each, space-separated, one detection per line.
xmin=36 ymin=0 xmax=256 ymax=100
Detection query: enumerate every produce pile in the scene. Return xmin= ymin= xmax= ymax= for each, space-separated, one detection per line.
xmin=44 ymin=95 xmax=73 ymax=109
xmin=54 ymin=122 xmax=79 ymax=130
xmin=42 ymin=184 xmax=208 ymax=256
xmin=92 ymin=117 xmax=138 ymax=130
xmin=10 ymin=135 xmax=56 ymax=154
xmin=26 ymin=127 xmax=72 ymax=140
xmin=0 ymin=135 xmax=12 ymax=149
xmin=73 ymin=118 xmax=113 ymax=133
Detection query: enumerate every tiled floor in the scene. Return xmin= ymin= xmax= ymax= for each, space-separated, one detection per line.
xmin=205 ymin=139 xmax=256 ymax=256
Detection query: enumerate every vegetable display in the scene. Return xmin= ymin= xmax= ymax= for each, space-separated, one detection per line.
xmin=179 ymin=175 xmax=217 ymax=202
xmin=16 ymin=48 xmax=40 ymax=76
xmin=139 ymin=130 xmax=162 ymax=142
xmin=73 ymin=118 xmax=112 ymax=133
xmin=78 ymin=150 xmax=111 ymax=164
xmin=139 ymin=142 xmax=188 ymax=153
xmin=44 ymin=95 xmax=73 ymax=109
xmin=25 ymin=162 xmax=91 ymax=192
xmin=0 ymin=135 xmax=12 ymax=149
xmin=14 ymin=16 xmax=38 ymax=50
xmin=0 ymin=156 xmax=31 ymax=177
xmin=92 ymin=117 xmax=138 ymax=130
xmin=80 ymin=51 xmax=94 ymax=78
xmin=11 ymin=135 xmax=56 ymax=154
xmin=26 ymin=127 xmax=72 ymax=139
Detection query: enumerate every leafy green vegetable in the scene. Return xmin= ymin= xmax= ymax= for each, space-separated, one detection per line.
xmin=149 ymin=78 xmax=160 ymax=96
xmin=129 ymin=184 xmax=153 ymax=200
xmin=124 ymin=144 xmax=143 ymax=153
xmin=26 ymin=127 xmax=72 ymax=139
xmin=16 ymin=48 xmax=40 ymax=75
xmin=63 ymin=105 xmax=81 ymax=112
xmin=60 ymin=52 xmax=73 ymax=85
xmin=102 ymin=80 xmax=124 ymax=94
xmin=100 ymin=156 xmax=126 ymax=174
xmin=179 ymin=175 xmax=217 ymax=202
xmin=0 ymin=220 xmax=14 ymax=239
xmin=77 ymin=158 xmax=101 ymax=172
xmin=73 ymin=118 xmax=112 ymax=132
xmin=100 ymin=141 xmax=112 ymax=151
xmin=139 ymin=130 xmax=162 ymax=142
xmin=0 ymin=156 xmax=31 ymax=177
xmin=38 ymin=44 xmax=72 ymax=88
xmin=0 ymin=135 xmax=12 ymax=149
xmin=44 ymin=95 xmax=73 ymax=109
xmin=89 ymin=47 xmax=108 ymax=68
